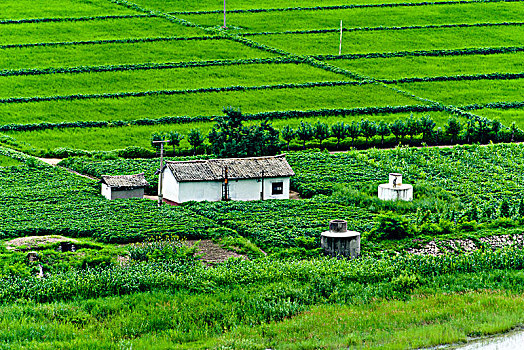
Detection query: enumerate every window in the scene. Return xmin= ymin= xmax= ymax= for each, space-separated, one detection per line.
xmin=272 ymin=182 xmax=283 ymax=195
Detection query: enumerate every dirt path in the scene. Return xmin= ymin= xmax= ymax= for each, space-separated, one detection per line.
xmin=185 ymin=239 xmax=247 ymax=265
xmin=37 ymin=157 xmax=100 ymax=181
xmin=37 ymin=158 xmax=62 ymax=166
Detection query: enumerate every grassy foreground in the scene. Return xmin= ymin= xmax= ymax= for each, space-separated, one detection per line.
xmin=217 ymin=290 xmax=524 ymax=349
xmin=3 ymin=289 xmax=523 ymax=349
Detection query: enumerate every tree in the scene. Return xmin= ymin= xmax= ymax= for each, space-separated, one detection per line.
xmin=359 ymin=119 xmax=377 ymax=143
xmin=347 ymin=121 xmax=360 ymax=146
xmin=376 ymin=121 xmax=390 ymax=145
xmin=464 ymin=116 xmax=475 ymax=143
xmin=187 ymin=129 xmax=205 ymax=155
xmin=389 ymin=119 xmax=407 ymax=144
xmin=331 ymin=122 xmax=348 ymax=149
xmin=150 ymin=132 xmax=165 ymax=152
xmin=476 ymin=117 xmax=490 ymax=144
xmin=445 ymin=117 xmax=462 ymax=144
xmin=208 ymin=107 xmax=280 ymax=157
xmin=406 ymin=113 xmax=421 ymax=141
xmin=166 ymin=131 xmax=184 ymax=155
xmin=296 ymin=121 xmax=315 ymax=149
xmin=246 ymin=119 xmax=280 ymax=157
xmin=314 ymin=121 xmax=330 ymax=148
xmin=281 ymin=125 xmax=295 ymax=151
xmin=419 ymin=114 xmax=436 ymax=142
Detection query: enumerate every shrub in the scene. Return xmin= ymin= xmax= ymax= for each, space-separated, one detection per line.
xmin=368 ymin=213 xmax=412 ymax=240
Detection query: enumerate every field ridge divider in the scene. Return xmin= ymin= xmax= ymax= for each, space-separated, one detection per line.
xmin=240 ymin=22 xmax=524 ymax=37
xmin=380 ymin=72 xmax=524 ymax=84
xmin=0 ymin=80 xmax=368 ymax=105
xmin=0 ymin=35 xmax=222 ymax=50
xmin=107 ymin=0 xmax=294 ymax=57
xmin=0 ymin=14 xmax=152 ymax=25
xmin=0 ymin=57 xmax=298 ymax=77
xmin=169 ymin=0 xmax=522 ymax=15
xmin=314 ymin=46 xmax=524 ymax=60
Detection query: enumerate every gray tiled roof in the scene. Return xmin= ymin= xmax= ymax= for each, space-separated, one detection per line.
xmin=100 ymin=173 xmax=149 ymax=189
xmin=166 ymin=155 xmax=294 ymax=182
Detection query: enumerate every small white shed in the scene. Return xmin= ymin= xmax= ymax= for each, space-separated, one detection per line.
xmin=161 ymin=154 xmax=295 ymax=203
xmin=100 ymin=173 xmax=149 ymax=200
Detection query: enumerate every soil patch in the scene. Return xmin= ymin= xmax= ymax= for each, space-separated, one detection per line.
xmin=185 ymin=239 xmax=247 ymax=265
xmin=5 ymin=235 xmax=79 ymax=251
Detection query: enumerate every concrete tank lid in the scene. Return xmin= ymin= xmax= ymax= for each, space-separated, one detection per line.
xmin=378 ymin=183 xmax=413 ymax=190
xmin=321 ymin=230 xmax=361 ymax=238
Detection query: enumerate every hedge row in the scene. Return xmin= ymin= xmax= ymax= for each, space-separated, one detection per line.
xmin=0 ymin=80 xmax=367 ymax=105
xmin=0 ymin=14 xmax=150 ymax=25
xmin=0 ymin=104 xmax=442 ymax=132
xmin=463 ymin=101 xmax=524 ymax=110
xmin=0 ymin=57 xmax=297 ymax=77
xmin=315 ymin=46 xmax=524 ymax=61
xmin=170 ymin=0 xmax=518 ymax=15
xmin=241 ymin=21 xmax=524 ymax=37
xmin=382 ymin=72 xmax=524 ymax=84
xmin=0 ymin=35 xmax=221 ymax=50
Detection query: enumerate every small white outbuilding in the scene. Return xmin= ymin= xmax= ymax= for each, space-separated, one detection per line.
xmin=161 ymin=154 xmax=295 ymax=203
xmin=100 ymin=173 xmax=149 ymax=200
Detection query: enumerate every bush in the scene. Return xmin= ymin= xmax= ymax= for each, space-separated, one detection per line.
xmin=368 ymin=213 xmax=413 ymax=240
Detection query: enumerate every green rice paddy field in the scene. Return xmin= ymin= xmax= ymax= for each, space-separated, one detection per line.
xmin=0 ymin=0 xmax=523 ymax=152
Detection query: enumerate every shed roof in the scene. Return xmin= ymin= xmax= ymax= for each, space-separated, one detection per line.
xmin=165 ymin=154 xmax=294 ymax=182
xmin=100 ymin=173 xmax=149 ymax=189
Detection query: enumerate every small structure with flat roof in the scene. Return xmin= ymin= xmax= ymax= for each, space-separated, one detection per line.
xmin=100 ymin=173 xmax=149 ymax=200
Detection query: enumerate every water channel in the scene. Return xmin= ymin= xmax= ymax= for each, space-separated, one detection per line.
xmin=452 ymin=329 xmax=524 ymax=349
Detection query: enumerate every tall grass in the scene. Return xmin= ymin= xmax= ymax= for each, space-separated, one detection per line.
xmin=0 ymin=63 xmax=346 ymax=99
xmin=0 ymin=0 xmax=134 ymax=20
xmin=331 ymin=52 xmax=524 ymax=80
xmin=181 ymin=2 xmax=523 ymax=33
xmin=0 ymin=17 xmax=204 ymax=46
xmin=397 ymin=79 xmax=524 ymax=105
xmin=131 ymin=0 xmax=480 ymax=12
xmin=0 ymin=39 xmax=275 ymax=70
xmin=217 ymin=290 xmax=524 ymax=349
xmin=0 ymin=84 xmax=419 ymax=125
xmin=475 ymin=108 xmax=524 ymax=127
xmin=253 ymin=26 xmax=524 ymax=56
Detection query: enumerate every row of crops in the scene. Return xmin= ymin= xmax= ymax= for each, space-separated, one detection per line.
xmin=0 ymin=148 xmax=221 ymax=243
xmin=46 ymin=143 xmax=524 ymax=252
xmin=0 ymin=0 xmax=523 ymax=153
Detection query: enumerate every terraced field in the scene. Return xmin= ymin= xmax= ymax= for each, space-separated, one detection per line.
xmin=0 ymin=0 xmax=522 ymax=152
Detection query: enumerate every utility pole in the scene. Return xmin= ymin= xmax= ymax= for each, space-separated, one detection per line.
xmin=260 ymin=170 xmax=265 ymax=200
xmin=152 ymin=140 xmax=170 ymax=207
xmin=339 ymin=20 xmax=343 ymax=55
xmin=223 ymin=0 xmax=227 ymax=28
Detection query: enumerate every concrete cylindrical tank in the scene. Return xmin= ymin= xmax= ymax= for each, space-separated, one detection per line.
xmin=321 ymin=220 xmax=361 ymax=258
xmin=378 ymin=173 xmax=413 ymax=201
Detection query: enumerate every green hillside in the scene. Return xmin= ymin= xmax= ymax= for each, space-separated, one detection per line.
xmin=0 ymin=0 xmax=522 ymax=153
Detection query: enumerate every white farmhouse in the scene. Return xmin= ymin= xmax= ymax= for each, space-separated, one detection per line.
xmin=100 ymin=173 xmax=149 ymax=200
xmin=161 ymin=154 xmax=295 ymax=203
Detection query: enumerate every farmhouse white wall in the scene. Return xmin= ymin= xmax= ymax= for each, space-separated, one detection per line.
xmin=179 ymin=181 xmax=222 ymax=203
xmin=163 ymin=169 xmax=180 ymax=202
xmin=262 ymin=177 xmax=290 ymax=200
xmin=101 ymin=184 xmax=144 ymax=200
xmin=101 ymin=184 xmax=112 ymax=200
xmin=163 ymin=176 xmax=290 ymax=203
